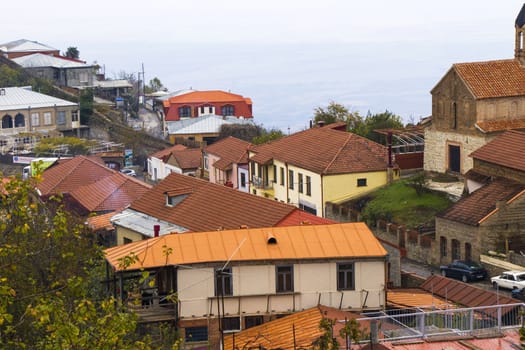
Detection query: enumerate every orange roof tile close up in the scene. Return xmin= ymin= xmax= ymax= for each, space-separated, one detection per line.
xmin=453 ymin=59 xmax=525 ymax=99
xmin=470 ymin=130 xmax=525 ymax=172
xmin=104 ymin=222 xmax=387 ymax=271
xmin=167 ymin=148 xmax=202 ymax=170
xmin=150 ymin=144 xmax=187 ymax=160
xmin=250 ymin=127 xmax=390 ymax=175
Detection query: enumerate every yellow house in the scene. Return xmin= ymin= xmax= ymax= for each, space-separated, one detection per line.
xmin=249 ymin=125 xmax=398 ymax=217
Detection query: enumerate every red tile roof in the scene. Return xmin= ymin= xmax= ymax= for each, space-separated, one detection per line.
xmin=167 ymin=148 xmax=201 ymax=170
xmin=250 ymin=128 xmax=390 ymax=175
xmin=69 ymin=173 xmax=151 ymax=212
xmin=104 ymin=223 xmax=387 ymax=271
xmin=164 ymin=90 xmax=252 ymax=105
xmin=438 ymin=178 xmax=525 ymax=226
xmin=129 ymin=173 xmax=332 ymax=232
xmin=150 ymin=144 xmax=187 ymax=160
xmin=475 ymin=118 xmax=525 ymax=133
xmin=470 ymin=130 xmax=525 ymax=172
xmin=38 ymin=156 xmax=114 ymax=196
xmin=453 ymin=59 xmax=525 ymax=99
xmin=86 ymin=212 xmax=116 ymax=231
xmin=223 ymin=305 xmax=365 ymax=350
xmin=205 ymin=136 xmax=252 ymax=169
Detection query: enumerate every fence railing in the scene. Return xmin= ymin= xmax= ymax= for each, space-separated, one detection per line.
xmin=352 ymin=303 xmax=524 ymax=342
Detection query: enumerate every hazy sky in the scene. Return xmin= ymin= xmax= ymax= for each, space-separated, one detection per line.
xmin=2 ymin=1 xmax=525 ymax=131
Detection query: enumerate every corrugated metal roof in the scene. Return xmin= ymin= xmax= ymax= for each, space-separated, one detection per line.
xmin=104 ymin=222 xmax=387 ymax=271
xmin=166 ymin=115 xmax=254 ymax=134
xmin=0 ymin=39 xmax=57 ymax=52
xmin=0 ymin=87 xmax=77 ymax=112
xmin=93 ymin=80 xmax=133 ymax=89
xmin=12 ymin=53 xmax=90 ymax=69
xmin=110 ymin=209 xmax=189 ymax=237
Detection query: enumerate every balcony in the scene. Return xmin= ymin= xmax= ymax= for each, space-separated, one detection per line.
xmin=251 ymin=175 xmax=273 ymax=190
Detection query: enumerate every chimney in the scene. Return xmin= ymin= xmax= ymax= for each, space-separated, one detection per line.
xmin=317 ymin=120 xmax=325 ymax=128
xmin=154 ymin=224 xmax=160 ymax=237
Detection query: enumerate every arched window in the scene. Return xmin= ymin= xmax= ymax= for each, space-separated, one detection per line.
xmin=2 ymin=114 xmax=13 ymax=129
xmin=221 ymin=104 xmax=235 ymax=116
xmin=14 ymin=113 xmax=25 ymax=128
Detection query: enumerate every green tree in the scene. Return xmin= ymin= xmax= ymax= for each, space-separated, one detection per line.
xmin=146 ymin=77 xmax=165 ymax=93
xmin=64 ymin=47 xmax=80 ymax=59
xmin=340 ymin=318 xmax=367 ymax=346
xmin=313 ymin=102 xmax=362 ymax=129
xmin=33 ymin=136 xmax=98 ymax=156
xmin=350 ymin=110 xmax=404 ymax=144
xmin=313 ymin=318 xmax=339 ymax=350
xmin=79 ymin=88 xmax=94 ymax=124
xmin=0 ymin=174 xmax=151 ymax=349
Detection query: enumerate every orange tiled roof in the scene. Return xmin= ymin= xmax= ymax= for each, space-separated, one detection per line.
xmin=38 ymin=156 xmax=114 ymax=196
xmin=104 ymin=222 xmax=387 ymax=271
xmin=470 ymin=130 xmax=525 ymax=171
xmin=150 ymin=144 xmax=187 ymax=160
xmin=129 ymin=172 xmax=322 ymax=232
xmin=453 ymin=59 xmax=525 ymax=99
xmin=438 ymin=178 xmax=525 ymax=226
xmin=69 ymin=173 xmax=151 ymax=212
xmin=205 ymin=136 xmax=252 ymax=169
xmin=250 ymin=127 xmax=390 ymax=174
xmin=387 ymin=288 xmax=455 ymax=310
xmin=167 ymin=148 xmax=201 ymax=170
xmin=475 ymin=118 xmax=525 ymax=133
xmin=223 ymin=305 xmax=365 ymax=350
xmin=86 ymin=212 xmax=116 ymax=231
xmin=165 ymin=90 xmax=252 ymax=105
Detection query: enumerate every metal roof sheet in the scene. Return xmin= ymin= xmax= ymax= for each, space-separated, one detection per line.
xmin=0 ymin=87 xmax=77 ymax=112
xmin=12 ymin=53 xmax=91 ymax=69
xmin=166 ymin=115 xmax=254 ymax=134
xmin=110 ymin=209 xmax=189 ymax=237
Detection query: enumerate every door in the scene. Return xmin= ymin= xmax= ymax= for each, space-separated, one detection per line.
xmin=448 ymin=145 xmax=460 ymax=173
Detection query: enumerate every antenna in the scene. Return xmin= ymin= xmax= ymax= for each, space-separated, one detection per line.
xmin=216 ymin=237 xmax=246 ymax=350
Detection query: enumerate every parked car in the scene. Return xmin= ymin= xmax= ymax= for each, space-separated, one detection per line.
xmin=440 ymin=260 xmax=488 ymax=282
xmin=512 ymin=287 xmax=525 ymax=301
xmin=490 ymin=271 xmax=525 ymax=290
xmin=120 ymin=168 xmax=136 ymax=177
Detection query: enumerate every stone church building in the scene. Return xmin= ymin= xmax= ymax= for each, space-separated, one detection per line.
xmin=424 ymin=4 xmax=525 ymax=175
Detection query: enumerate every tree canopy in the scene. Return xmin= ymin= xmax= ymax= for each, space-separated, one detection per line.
xmin=313 ymin=102 xmax=362 ymax=129
xmin=64 ymin=47 xmax=80 ymax=59
xmin=350 ymin=110 xmax=404 ymax=144
xmin=218 ymin=123 xmax=285 ymax=144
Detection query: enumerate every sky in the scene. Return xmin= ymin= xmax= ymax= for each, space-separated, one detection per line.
xmin=2 ymin=1 xmax=525 ymax=132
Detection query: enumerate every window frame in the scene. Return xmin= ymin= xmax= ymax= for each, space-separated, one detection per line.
xmin=280 ymin=167 xmax=285 ymax=186
xmin=288 ymin=170 xmax=294 ymax=190
xmin=56 ymin=111 xmax=66 ymax=125
xmin=337 ymin=262 xmax=355 ymax=291
xmin=178 ymin=106 xmax=192 ymax=118
xmin=43 ymin=112 xmax=52 ymax=125
xmin=357 ymin=178 xmax=367 ymax=187
xmin=215 ymin=267 xmax=233 ymax=296
xmin=276 ymin=265 xmax=294 ymax=293
xmin=306 ymin=175 xmax=311 ymax=196
xmin=185 ymin=326 xmax=208 ymax=342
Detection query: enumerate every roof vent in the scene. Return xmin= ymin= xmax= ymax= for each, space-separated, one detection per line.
xmin=267 ymin=232 xmax=277 ymax=244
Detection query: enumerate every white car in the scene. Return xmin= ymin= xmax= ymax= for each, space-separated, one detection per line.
xmin=490 ymin=271 xmax=525 ymax=290
xmin=120 ymin=168 xmax=137 ymax=177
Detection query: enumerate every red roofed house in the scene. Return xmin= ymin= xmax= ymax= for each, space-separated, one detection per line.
xmin=104 ymin=223 xmax=388 ymax=348
xmin=248 ymin=125 xmax=398 ymax=217
xmin=146 ymin=144 xmax=202 ymax=182
xmin=424 ymin=4 xmax=525 ymax=175
xmin=203 ymin=136 xmax=252 ymax=192
xmin=163 ymin=90 xmax=253 ymax=122
xmin=110 ymin=172 xmax=336 ymax=245
xmin=37 ymin=155 xmax=151 ymax=246
xmin=433 ymin=130 xmax=525 ymax=264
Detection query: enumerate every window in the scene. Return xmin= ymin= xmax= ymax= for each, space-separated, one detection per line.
xmin=465 ymin=243 xmax=472 ymax=261
xmin=203 ymin=155 xmax=209 ymax=170
xmin=14 ymin=113 xmax=25 ymax=127
xmin=178 ymin=106 xmax=192 ymax=118
xmin=451 ymin=239 xmax=460 ymax=260
xmin=244 ymin=316 xmax=263 ymax=329
xmin=123 ymin=237 xmax=133 ymax=244
xmin=276 ymin=265 xmax=293 ymax=293
xmin=72 ymin=110 xmax=79 ymax=122
xmin=31 ymin=112 xmax=40 ymax=126
xmin=250 ymin=162 xmax=256 ymax=177
xmin=440 ymin=237 xmax=447 ymax=257
xmin=299 ymin=203 xmax=316 ymax=215
xmin=288 ymin=170 xmax=294 ymax=189
xmin=221 ymin=317 xmax=240 ymax=331
xmin=337 ymin=263 xmax=355 ymax=290
xmin=185 ymin=326 xmax=208 ymax=342
xmin=357 ymin=178 xmax=367 ymax=187
xmin=280 ymin=167 xmax=284 ymax=186
xmin=298 ymin=173 xmax=303 ymax=193
xmin=215 ymin=267 xmax=233 ymax=296
xmin=240 ymin=172 xmax=246 ymax=187
xmin=44 ymin=112 xmax=52 ymax=125
xmin=2 ymin=114 xmax=13 ymax=129
xmin=273 ymin=165 xmax=276 ymax=183
xmin=306 ymin=176 xmax=311 ymax=196
xmin=56 ymin=111 xmax=66 ymax=125
xmin=221 ymin=104 xmax=235 ymax=116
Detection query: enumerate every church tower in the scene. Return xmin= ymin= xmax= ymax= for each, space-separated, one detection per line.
xmin=515 ymin=3 xmax=525 ymax=65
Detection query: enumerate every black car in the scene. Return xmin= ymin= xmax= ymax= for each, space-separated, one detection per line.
xmin=440 ymin=260 xmax=488 ymax=283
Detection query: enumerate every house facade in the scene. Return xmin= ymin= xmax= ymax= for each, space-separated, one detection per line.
xmin=0 ymin=87 xmax=81 ymax=152
xmin=104 ymin=223 xmax=388 ymax=348
xmin=249 ymin=126 xmax=397 ymax=217
xmin=424 ymin=5 xmax=525 ymax=175
xmin=203 ymin=136 xmax=252 ymax=192
xmin=163 ymin=90 xmax=253 ymax=122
